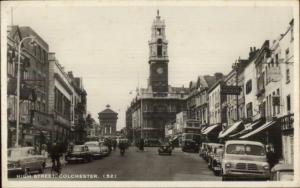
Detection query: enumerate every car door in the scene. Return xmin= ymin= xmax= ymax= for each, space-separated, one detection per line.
xmin=28 ymin=149 xmax=40 ymax=170
xmin=21 ymin=149 xmax=32 ymax=170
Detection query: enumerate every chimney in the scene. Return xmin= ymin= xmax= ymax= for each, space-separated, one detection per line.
xmin=214 ymin=72 xmax=224 ymax=81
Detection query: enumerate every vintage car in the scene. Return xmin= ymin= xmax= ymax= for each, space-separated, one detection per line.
xmin=158 ymin=144 xmax=172 ymax=155
xmin=270 ymin=164 xmax=293 ymax=181
xmin=210 ymin=147 xmax=224 ymax=176
xmin=201 ymin=143 xmax=222 ymax=162
xmin=99 ymin=141 xmax=110 ymax=157
xmin=221 ymin=140 xmax=270 ymax=181
xmin=65 ymin=145 xmax=92 ymax=163
xmin=199 ymin=142 xmax=208 ymax=158
xmin=8 ymin=147 xmax=47 ymax=177
xmin=84 ymin=141 xmax=103 ymax=159
xmin=207 ymin=143 xmax=224 ymax=166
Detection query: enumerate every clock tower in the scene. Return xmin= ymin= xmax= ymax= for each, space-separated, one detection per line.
xmin=148 ymin=10 xmax=169 ymax=93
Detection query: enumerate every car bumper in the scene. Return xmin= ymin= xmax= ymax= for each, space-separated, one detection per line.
xmin=91 ymin=153 xmax=103 ymax=157
xmin=8 ymin=168 xmax=25 ymax=177
xmin=65 ymin=156 xmax=85 ymax=161
xmin=223 ymin=170 xmax=270 ymax=180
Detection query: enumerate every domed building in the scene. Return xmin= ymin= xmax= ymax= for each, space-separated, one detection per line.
xmin=98 ymin=105 xmax=118 ymax=136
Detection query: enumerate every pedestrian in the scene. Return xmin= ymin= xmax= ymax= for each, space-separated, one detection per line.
xmin=139 ymin=138 xmax=144 ymax=151
xmin=266 ymin=145 xmax=278 ymax=169
xmin=49 ymin=142 xmax=62 ymax=173
xmin=118 ymin=140 xmax=126 ymax=156
xmin=113 ymin=139 xmax=117 ymax=151
xmin=41 ymin=144 xmax=48 ymax=158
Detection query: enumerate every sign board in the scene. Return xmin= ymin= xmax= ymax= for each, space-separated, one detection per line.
xmin=221 ymin=85 xmax=242 ymax=95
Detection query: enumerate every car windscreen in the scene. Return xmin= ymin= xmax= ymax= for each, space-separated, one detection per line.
xmin=226 ymin=144 xmax=265 ymax=156
xmin=73 ymin=146 xmax=84 ymax=152
xmin=8 ymin=150 xmax=23 ymax=158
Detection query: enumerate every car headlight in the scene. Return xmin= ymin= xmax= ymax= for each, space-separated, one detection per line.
xmin=263 ymin=165 xmax=269 ymax=170
xmin=225 ymin=162 xmax=231 ymax=168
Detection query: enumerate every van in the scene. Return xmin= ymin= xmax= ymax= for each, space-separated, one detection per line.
xmin=221 ymin=140 xmax=270 ymax=181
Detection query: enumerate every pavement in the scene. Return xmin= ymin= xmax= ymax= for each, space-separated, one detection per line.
xmin=40 ymin=147 xmax=221 ymax=181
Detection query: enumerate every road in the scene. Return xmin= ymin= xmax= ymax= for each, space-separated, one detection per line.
xmin=42 ymin=147 xmax=221 ymax=181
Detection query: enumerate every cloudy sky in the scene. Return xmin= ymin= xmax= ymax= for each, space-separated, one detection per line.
xmin=5 ymin=1 xmax=294 ymax=130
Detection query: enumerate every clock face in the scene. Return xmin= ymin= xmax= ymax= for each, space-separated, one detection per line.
xmin=156 ymin=67 xmax=164 ymax=74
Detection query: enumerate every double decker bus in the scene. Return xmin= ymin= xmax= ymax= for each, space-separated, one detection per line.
xmin=180 ymin=119 xmax=202 ymax=152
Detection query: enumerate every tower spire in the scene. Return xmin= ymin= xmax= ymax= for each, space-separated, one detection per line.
xmin=156 ymin=9 xmax=160 ymax=18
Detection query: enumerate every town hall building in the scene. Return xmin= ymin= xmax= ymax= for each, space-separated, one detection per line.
xmin=126 ymin=11 xmax=189 ymax=142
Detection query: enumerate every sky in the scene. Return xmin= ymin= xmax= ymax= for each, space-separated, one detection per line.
xmin=6 ymin=2 xmax=293 ymax=130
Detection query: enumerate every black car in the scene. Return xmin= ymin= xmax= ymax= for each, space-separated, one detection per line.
xmin=65 ymin=145 xmax=92 ymax=163
xmin=158 ymin=144 xmax=172 ymax=155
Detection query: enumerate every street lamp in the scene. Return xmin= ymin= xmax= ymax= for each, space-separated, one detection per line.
xmin=15 ymin=35 xmax=37 ymax=147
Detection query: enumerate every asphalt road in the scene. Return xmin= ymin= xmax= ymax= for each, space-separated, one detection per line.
xmin=40 ymin=147 xmax=221 ymax=181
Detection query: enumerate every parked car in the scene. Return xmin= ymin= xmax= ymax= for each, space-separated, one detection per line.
xmin=270 ymin=164 xmax=293 ymax=181
xmin=99 ymin=141 xmax=110 ymax=157
xmin=8 ymin=147 xmax=47 ymax=177
xmin=210 ymin=147 xmax=224 ymax=176
xmin=207 ymin=144 xmax=224 ymax=169
xmin=65 ymin=145 xmax=92 ymax=163
xmin=158 ymin=143 xmax=172 ymax=155
xmin=199 ymin=142 xmax=209 ymax=158
xmin=221 ymin=140 xmax=270 ymax=181
xmin=84 ymin=141 xmax=103 ymax=159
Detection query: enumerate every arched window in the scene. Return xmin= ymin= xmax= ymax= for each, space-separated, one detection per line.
xmin=157 ymin=39 xmax=162 ymax=57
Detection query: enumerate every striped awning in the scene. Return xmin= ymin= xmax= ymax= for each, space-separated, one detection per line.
xmin=240 ymin=121 xmax=276 ymax=139
xmin=218 ymin=121 xmax=242 ymax=139
xmin=202 ymin=124 xmax=219 ymax=135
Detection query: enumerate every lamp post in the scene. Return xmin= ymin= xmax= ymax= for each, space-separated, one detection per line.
xmin=15 ymin=35 xmax=36 ymax=147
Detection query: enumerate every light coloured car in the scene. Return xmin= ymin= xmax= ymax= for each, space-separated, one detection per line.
xmin=84 ymin=141 xmax=103 ymax=159
xmin=8 ymin=147 xmax=47 ymax=177
xmin=99 ymin=142 xmax=109 ymax=157
xmin=221 ymin=140 xmax=270 ymax=181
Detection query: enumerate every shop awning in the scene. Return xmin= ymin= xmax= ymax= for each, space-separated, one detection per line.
xmin=229 ymin=120 xmax=262 ymax=138
xmin=240 ymin=120 xmax=276 ymax=139
xmin=201 ymin=127 xmax=207 ymax=133
xmin=218 ymin=121 xmax=242 ymax=139
xmin=202 ymin=124 xmax=219 ymax=135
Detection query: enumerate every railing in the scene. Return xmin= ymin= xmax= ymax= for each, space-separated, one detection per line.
xmin=279 ymin=113 xmax=294 ymax=131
